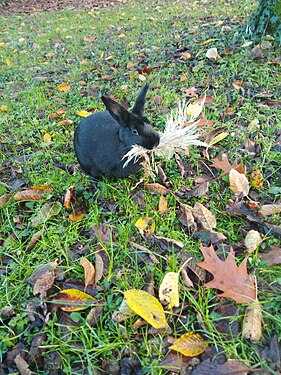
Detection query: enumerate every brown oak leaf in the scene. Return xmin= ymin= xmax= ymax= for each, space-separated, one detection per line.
xmin=197 ymin=245 xmax=256 ymax=304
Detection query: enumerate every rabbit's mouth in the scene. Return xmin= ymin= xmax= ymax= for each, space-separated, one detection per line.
xmin=143 ymin=133 xmax=160 ymax=150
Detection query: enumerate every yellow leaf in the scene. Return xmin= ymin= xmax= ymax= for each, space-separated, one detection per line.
xmin=57 ymin=82 xmax=71 ymax=92
xmin=6 ymin=59 xmax=12 ymax=67
xmin=69 ymin=211 xmax=84 ymax=222
xmin=250 ymin=170 xmax=263 ymax=188
xmin=118 ymin=33 xmax=125 ymax=38
xmin=0 ymin=42 xmax=9 ymax=47
xmin=159 ymin=272 xmax=179 ymax=308
xmin=77 ymin=110 xmax=91 ymax=117
xmin=199 ymin=38 xmax=217 ymax=45
xmin=169 ymin=332 xmax=208 ymax=357
xmin=46 ymin=52 xmax=54 ymax=57
xmin=127 ymin=61 xmax=137 ymax=69
xmin=58 ymin=119 xmax=73 ymax=125
xmin=43 ymin=133 xmax=52 ymax=143
xmin=229 ymin=169 xmax=250 ymax=196
xmin=185 ymin=102 xmax=203 ymax=119
xmin=135 ymin=217 xmax=155 ymax=236
xmin=124 ymin=289 xmax=168 ymax=329
xmin=53 ymin=288 xmax=95 ymax=312
xmin=232 ymin=80 xmax=246 ymax=90
xmin=207 ymin=132 xmax=229 ymax=147
xmin=0 ymin=105 xmax=8 ymax=112
xmin=129 ymin=71 xmax=136 ymax=80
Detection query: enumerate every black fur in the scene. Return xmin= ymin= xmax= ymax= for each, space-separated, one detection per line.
xmin=74 ymin=84 xmax=160 ymax=178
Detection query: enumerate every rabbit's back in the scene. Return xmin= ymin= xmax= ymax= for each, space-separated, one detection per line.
xmin=74 ymin=112 xmax=140 ymax=178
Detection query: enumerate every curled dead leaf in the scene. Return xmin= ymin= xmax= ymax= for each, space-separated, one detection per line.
xmin=244 ymin=230 xmax=262 ymax=254
xmin=229 ymin=169 xmax=250 ymax=197
xmin=242 ymin=300 xmax=262 ymax=341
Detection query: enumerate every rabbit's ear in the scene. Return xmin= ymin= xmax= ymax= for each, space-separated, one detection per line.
xmin=102 ymin=96 xmax=130 ymax=127
xmin=132 ymin=83 xmax=149 ymax=117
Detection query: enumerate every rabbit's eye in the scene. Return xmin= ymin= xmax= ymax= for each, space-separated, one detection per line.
xmin=132 ymin=129 xmax=139 ymax=135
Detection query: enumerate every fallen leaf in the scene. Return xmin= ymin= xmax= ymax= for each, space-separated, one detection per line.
xmin=260 ymin=204 xmax=281 ymax=216
xmin=159 ymin=272 xmax=179 ymax=308
xmin=206 ymin=131 xmax=229 ymax=148
xmin=148 ymin=234 xmax=184 ymax=252
xmin=112 ymin=299 xmax=136 ymax=323
xmin=69 ymin=211 xmax=84 ymax=222
xmin=185 ymin=102 xmax=203 ymax=119
xmin=135 ymin=217 xmax=155 ymax=236
xmin=53 ymin=289 xmax=95 ymax=311
xmin=144 ymin=183 xmax=172 ymax=195
xmin=160 ymin=352 xmax=190 ymax=373
xmin=229 ymin=169 xmax=250 ymax=197
xmin=57 ymin=82 xmax=70 ymax=92
xmin=244 ymin=230 xmax=262 ymax=254
xmin=0 ymin=105 xmax=8 ymax=111
xmin=260 ymin=246 xmax=281 ymax=266
xmin=31 ymin=202 xmax=62 ymax=227
xmin=169 ymin=332 xmax=208 ymax=357
xmin=210 ymin=154 xmax=243 ymax=174
xmin=14 ymin=185 xmax=53 ymax=201
xmin=14 ymin=354 xmax=32 ymax=375
xmin=197 ymin=245 xmax=256 ymax=303
xmin=250 ymin=170 xmax=263 ymax=188
xmin=124 ymin=289 xmax=168 ymax=329
xmin=192 ymin=359 xmax=250 ymax=375
xmin=232 ymin=80 xmax=246 ymax=90
xmin=158 ymin=195 xmax=168 ymax=214
xmin=242 ymin=300 xmax=262 ymax=341
xmin=27 ymin=230 xmax=43 ymax=250
xmin=63 ymin=185 xmax=74 ymax=208
xmin=193 ymin=202 xmax=216 ymax=231
xmin=57 ymin=119 xmax=73 ymax=125
xmin=94 ymin=251 xmax=104 ymax=286
xmin=206 ymin=47 xmax=220 ymax=60
xmin=26 ymin=261 xmax=58 ymax=299
xmin=77 ymin=110 xmax=91 ymax=117
xmin=177 ymin=203 xmax=197 ymax=231
xmin=80 ymin=257 xmax=95 ymax=290
xmin=181 ymin=52 xmax=191 ymax=59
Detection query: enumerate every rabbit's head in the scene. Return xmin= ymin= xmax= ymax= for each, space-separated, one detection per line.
xmin=101 ymin=83 xmax=160 ymax=150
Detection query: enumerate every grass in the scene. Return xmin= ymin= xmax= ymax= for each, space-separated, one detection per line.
xmin=1 ymin=0 xmax=281 ymax=374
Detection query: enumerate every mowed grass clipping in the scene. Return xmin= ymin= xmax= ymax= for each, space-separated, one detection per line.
xmin=1 ymin=0 xmax=281 ymax=374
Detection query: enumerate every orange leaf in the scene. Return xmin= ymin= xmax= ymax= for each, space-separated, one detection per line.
xmin=197 ymin=245 xmax=256 ymax=303
xmin=80 ymin=257 xmax=95 ymax=290
xmin=57 ymin=82 xmax=70 ymax=92
xmin=69 ymin=211 xmax=84 ymax=222
xmin=63 ymin=185 xmax=74 ymax=208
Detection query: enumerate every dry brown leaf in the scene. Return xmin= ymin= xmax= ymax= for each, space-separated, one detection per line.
xmin=63 ymin=185 xmax=74 ymax=208
xmin=177 ymin=203 xmax=197 ymax=231
xmin=197 ymin=245 xmax=256 ymax=303
xmin=193 ymin=202 xmax=216 ymax=231
xmin=14 ymin=354 xmax=32 ymax=375
xmin=244 ymin=230 xmax=262 ymax=254
xmin=26 ymin=260 xmax=58 ymax=299
xmin=112 ymin=299 xmax=136 ymax=323
xmin=158 ymin=195 xmax=168 ymax=214
xmin=242 ymin=300 xmax=262 ymax=341
xmin=210 ymin=154 xmax=242 ymax=174
xmin=260 ymin=204 xmax=281 ymax=216
xmin=80 ymin=257 xmax=95 ymax=290
xmin=94 ymin=252 xmax=104 ymax=286
xmin=27 ymin=230 xmax=43 ymax=250
xmin=260 ymin=246 xmax=281 ymax=266
xmin=144 ymin=183 xmax=172 ymax=195
xmin=229 ymin=169 xmax=250 ymax=196
xmin=14 ymin=185 xmax=53 ymax=201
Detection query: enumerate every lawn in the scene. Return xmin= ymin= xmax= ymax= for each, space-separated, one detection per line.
xmin=0 ymin=0 xmax=280 ymax=374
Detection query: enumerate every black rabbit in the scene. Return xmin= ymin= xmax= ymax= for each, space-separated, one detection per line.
xmin=74 ymin=83 xmax=160 ymax=178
